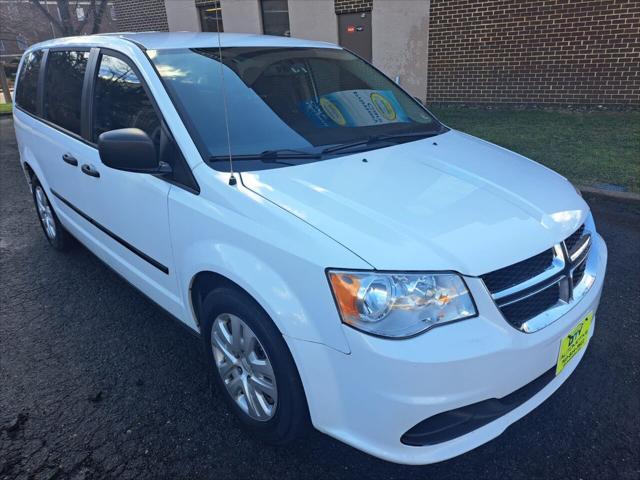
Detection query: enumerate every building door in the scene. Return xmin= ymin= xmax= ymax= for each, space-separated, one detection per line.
xmin=338 ymin=12 xmax=372 ymax=61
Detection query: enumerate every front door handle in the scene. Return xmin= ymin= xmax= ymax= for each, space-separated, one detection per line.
xmin=62 ymin=153 xmax=78 ymax=166
xmin=81 ymin=164 xmax=100 ymax=178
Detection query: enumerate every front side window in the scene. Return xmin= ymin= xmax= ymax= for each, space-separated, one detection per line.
xmin=15 ymin=50 xmax=43 ymax=115
xmin=149 ymin=47 xmax=442 ymax=170
xmin=93 ymin=54 xmax=161 ymax=145
xmin=43 ymin=50 xmax=90 ymax=135
xmin=261 ymin=0 xmax=290 ymax=36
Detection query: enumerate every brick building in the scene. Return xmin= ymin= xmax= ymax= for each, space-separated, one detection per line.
xmin=2 ymin=0 xmax=638 ymax=106
xmin=427 ymin=0 xmax=639 ymax=106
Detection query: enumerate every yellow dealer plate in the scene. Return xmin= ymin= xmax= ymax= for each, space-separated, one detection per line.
xmin=556 ymin=312 xmax=593 ymax=375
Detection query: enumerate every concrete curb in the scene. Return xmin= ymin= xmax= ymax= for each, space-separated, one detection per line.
xmin=578 ymin=185 xmax=640 ymax=202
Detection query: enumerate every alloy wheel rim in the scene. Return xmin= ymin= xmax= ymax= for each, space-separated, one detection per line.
xmin=211 ymin=313 xmax=278 ymax=421
xmin=35 ymin=186 xmax=56 ymax=240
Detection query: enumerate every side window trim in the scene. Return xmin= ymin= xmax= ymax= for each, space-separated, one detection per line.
xmin=36 ymin=49 xmax=48 ymax=117
xmin=81 ymin=47 xmax=100 ymax=141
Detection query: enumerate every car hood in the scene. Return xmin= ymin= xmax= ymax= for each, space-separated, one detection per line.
xmin=240 ymin=130 xmax=589 ymax=276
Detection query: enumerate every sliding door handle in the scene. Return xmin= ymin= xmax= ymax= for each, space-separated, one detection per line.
xmin=62 ymin=153 xmax=78 ymax=166
xmin=81 ymin=164 xmax=100 ymax=178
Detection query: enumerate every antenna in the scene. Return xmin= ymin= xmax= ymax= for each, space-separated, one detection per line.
xmin=215 ymin=13 xmax=236 ymax=186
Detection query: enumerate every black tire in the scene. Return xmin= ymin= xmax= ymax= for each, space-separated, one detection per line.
xmin=31 ymin=176 xmax=73 ymax=251
xmin=201 ymin=286 xmax=310 ymax=444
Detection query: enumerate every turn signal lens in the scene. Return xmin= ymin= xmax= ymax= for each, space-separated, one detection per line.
xmin=328 ymin=271 xmax=477 ymax=338
xmin=329 ymin=272 xmax=361 ymax=319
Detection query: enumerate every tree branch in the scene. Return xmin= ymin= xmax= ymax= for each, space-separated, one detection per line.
xmin=91 ymin=0 xmax=109 ymax=34
xmin=30 ymin=0 xmax=64 ymax=35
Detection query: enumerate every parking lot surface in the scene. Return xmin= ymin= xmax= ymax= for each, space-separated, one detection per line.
xmin=1 ymin=116 xmax=639 ymax=479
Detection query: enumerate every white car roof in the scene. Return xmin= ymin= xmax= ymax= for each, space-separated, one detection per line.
xmin=30 ymin=32 xmax=341 ymax=52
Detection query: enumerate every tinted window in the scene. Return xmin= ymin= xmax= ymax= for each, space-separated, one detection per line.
xmin=16 ymin=50 xmax=43 ymax=114
xmin=43 ymin=50 xmax=90 ymax=135
xmin=93 ymin=54 xmax=161 ymax=144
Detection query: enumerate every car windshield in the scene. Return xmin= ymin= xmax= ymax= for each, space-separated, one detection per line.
xmin=149 ymin=46 xmax=445 ymax=170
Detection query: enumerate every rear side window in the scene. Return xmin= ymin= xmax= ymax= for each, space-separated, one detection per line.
xmin=15 ymin=50 xmax=43 ymax=114
xmin=93 ymin=54 xmax=161 ymax=145
xmin=43 ymin=50 xmax=90 ymax=135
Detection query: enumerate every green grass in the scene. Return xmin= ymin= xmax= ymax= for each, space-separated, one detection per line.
xmin=430 ymin=106 xmax=640 ymax=193
xmin=0 ymin=103 xmax=12 ymax=115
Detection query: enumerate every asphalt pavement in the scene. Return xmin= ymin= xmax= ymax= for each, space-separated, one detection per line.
xmin=1 ymin=116 xmax=639 ymax=479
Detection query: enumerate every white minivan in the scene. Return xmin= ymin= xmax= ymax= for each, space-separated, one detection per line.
xmin=13 ymin=32 xmax=607 ymax=465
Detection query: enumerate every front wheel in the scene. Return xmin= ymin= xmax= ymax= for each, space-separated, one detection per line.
xmin=201 ymin=286 xmax=310 ymax=444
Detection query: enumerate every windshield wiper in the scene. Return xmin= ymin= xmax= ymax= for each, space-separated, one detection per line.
xmin=321 ymin=131 xmax=442 ymax=156
xmin=207 ymin=131 xmax=444 ymax=164
xmin=208 ymin=148 xmax=322 ymax=163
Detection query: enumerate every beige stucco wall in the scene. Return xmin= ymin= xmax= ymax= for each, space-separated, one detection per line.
xmin=165 ymin=0 xmax=201 ymax=32
xmin=162 ymin=0 xmax=430 ymax=99
xmin=220 ymin=0 xmax=263 ymax=34
xmin=371 ymin=0 xmax=430 ymax=100
xmin=289 ymin=0 xmax=338 ymax=43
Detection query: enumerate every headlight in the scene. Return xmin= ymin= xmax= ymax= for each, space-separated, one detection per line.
xmin=327 ymin=270 xmax=477 ymax=338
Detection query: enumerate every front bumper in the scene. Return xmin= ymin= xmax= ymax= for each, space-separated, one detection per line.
xmin=286 ymin=234 xmax=607 ymax=465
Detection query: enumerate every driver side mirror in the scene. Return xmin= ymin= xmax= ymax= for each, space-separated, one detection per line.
xmin=98 ymin=128 xmax=171 ymax=174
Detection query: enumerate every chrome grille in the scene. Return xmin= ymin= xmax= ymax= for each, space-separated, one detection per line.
xmin=481 ymin=223 xmax=592 ymax=332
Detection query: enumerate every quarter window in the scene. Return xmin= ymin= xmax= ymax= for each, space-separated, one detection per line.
xmin=92 ymin=54 xmax=161 ymax=145
xmin=43 ymin=50 xmax=90 ymax=135
xmin=15 ymin=50 xmax=43 ymax=115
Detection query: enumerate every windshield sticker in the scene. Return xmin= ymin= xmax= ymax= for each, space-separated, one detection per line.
xmin=301 ymin=90 xmax=409 ymax=127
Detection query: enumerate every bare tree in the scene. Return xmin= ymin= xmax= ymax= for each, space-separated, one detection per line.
xmin=29 ymin=0 xmax=110 ymax=36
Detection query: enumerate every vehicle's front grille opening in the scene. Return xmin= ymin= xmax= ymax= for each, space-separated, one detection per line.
xmin=481 ymin=248 xmax=554 ymax=294
xmin=572 ymin=260 xmax=587 ymax=287
xmin=500 ymin=283 xmax=560 ymax=327
xmin=565 ymin=224 xmax=586 ymax=257
xmin=481 ymin=222 xmax=592 ymax=332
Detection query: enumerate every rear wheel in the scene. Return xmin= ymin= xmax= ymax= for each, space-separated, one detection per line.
xmin=201 ymin=286 xmax=310 ymax=444
xmin=31 ymin=176 xmax=73 ymax=251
